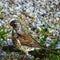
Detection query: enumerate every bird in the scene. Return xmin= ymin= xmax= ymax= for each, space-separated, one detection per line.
xmin=9 ymin=19 xmax=58 ymax=56
xmin=9 ymin=19 xmax=43 ymax=55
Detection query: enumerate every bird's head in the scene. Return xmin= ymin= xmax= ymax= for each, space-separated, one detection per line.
xmin=10 ymin=19 xmax=24 ymax=35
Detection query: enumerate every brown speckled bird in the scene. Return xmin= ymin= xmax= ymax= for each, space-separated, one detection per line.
xmin=10 ymin=19 xmax=42 ymax=55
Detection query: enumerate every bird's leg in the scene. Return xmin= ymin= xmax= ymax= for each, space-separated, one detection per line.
xmin=24 ymin=49 xmax=34 ymax=59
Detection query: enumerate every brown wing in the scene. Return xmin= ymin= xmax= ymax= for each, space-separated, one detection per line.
xmin=18 ymin=32 xmax=40 ymax=48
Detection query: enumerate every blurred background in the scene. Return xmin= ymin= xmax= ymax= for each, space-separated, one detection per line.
xmin=0 ymin=0 xmax=60 ymax=60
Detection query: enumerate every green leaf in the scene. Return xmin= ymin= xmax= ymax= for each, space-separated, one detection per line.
xmin=0 ymin=29 xmax=11 ymax=36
